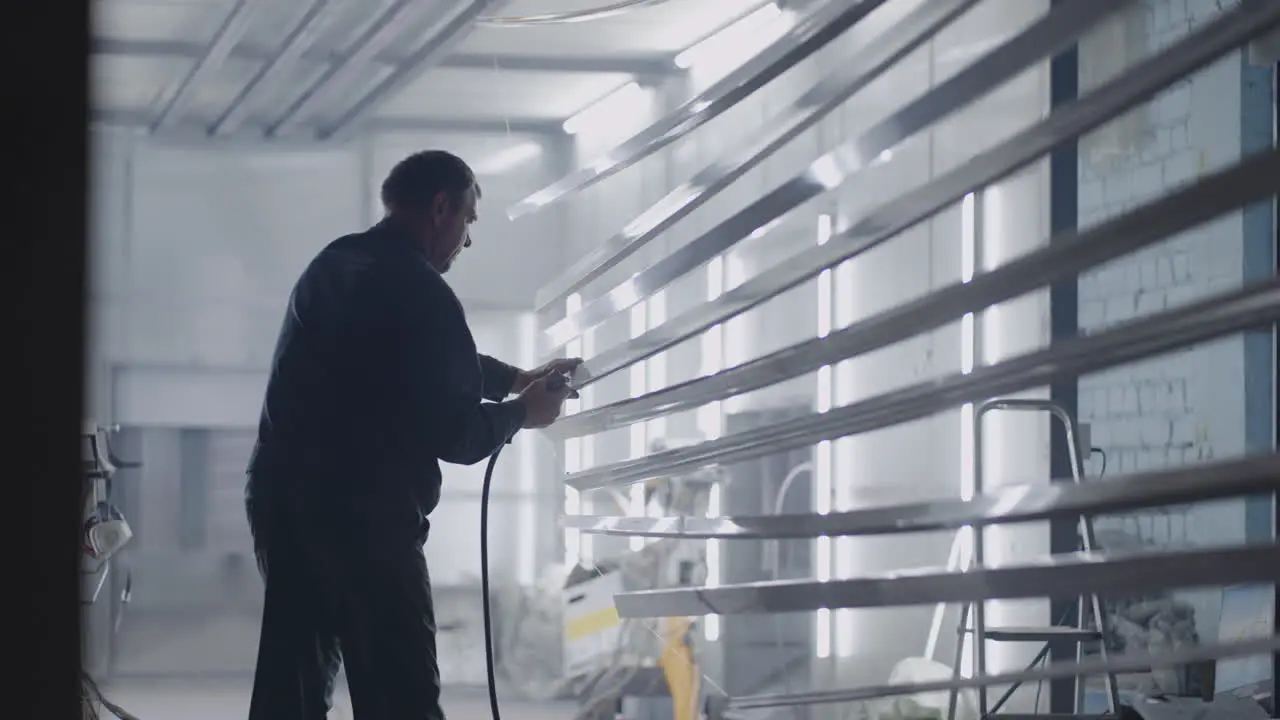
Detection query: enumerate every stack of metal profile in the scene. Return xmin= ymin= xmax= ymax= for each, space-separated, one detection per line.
xmin=510 ymin=0 xmax=1280 ymax=711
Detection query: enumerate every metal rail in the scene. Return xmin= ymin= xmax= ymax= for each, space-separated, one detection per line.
xmin=559 ymin=453 xmax=1280 ymax=539
xmin=508 ymin=0 xmax=885 ymax=225
xmin=539 ymin=0 xmax=1280 ymax=367
xmin=536 ymin=0 xmax=1130 ymax=350
xmin=565 ymin=276 xmax=1280 ymax=490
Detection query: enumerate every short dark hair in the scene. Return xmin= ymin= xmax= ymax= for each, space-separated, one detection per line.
xmin=380 ymin=150 xmax=481 ymax=214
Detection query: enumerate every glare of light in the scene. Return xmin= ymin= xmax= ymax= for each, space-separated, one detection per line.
xmin=816 ymin=608 xmax=832 ymax=658
xmin=959 ymin=192 xmax=977 ymax=504
xmin=563 ymin=82 xmax=649 ymax=135
xmin=815 ymin=439 xmax=832 ymax=515
xmin=472 ymin=141 xmax=543 ymax=175
xmin=675 ymin=3 xmax=789 ymax=70
xmin=704 ymin=483 xmax=722 ymax=641
xmin=517 ymin=313 xmax=538 ymax=584
xmin=810 ymin=153 xmax=845 ymax=190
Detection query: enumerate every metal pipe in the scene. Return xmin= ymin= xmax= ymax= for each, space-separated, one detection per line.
xmin=729 ymin=635 xmax=1280 ymax=710
xmin=529 ymin=0 xmax=974 ymax=312
xmin=559 ymin=453 xmax=1280 ymax=539
xmin=151 ymin=0 xmax=263 ymax=132
xmin=565 ymin=277 xmax=1280 ymax=490
xmin=535 ymin=0 xmax=1130 ymax=349
xmin=544 ymin=1 xmax=1280 ymax=394
xmin=613 ymin=543 xmax=1280 ymax=617
xmin=210 ymin=0 xmax=333 ymax=136
xmin=505 ymin=0 xmax=885 ymax=222
xmin=322 ymin=0 xmax=500 ymax=139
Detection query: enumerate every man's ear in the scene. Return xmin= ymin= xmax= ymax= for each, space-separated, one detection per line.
xmin=431 ymin=192 xmax=453 ymax=222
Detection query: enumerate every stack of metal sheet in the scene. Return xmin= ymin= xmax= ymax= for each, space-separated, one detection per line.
xmin=512 ymin=0 xmax=1280 ymax=710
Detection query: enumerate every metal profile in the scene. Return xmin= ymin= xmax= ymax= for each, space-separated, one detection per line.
xmin=152 ymin=0 xmax=264 ymax=132
xmin=506 ymin=0 xmax=887 ymax=224
xmin=553 ymin=0 xmax=1280 ymax=387
xmin=728 ymin=636 xmax=1280 ymax=709
xmin=561 ymin=453 xmax=1280 ymax=539
xmin=527 ymin=0 xmax=976 ymax=312
xmin=613 ymin=542 xmax=1280 ymax=617
xmin=565 ymin=277 xmax=1280 ymax=490
xmin=535 ymin=0 xmax=1130 ymax=349
xmin=549 ymin=148 xmax=1280 ymax=438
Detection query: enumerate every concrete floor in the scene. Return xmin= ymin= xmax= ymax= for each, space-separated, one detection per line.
xmin=99 ymin=678 xmax=580 ymax=720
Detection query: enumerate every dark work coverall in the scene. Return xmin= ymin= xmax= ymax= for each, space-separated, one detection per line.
xmin=244 ymin=218 xmax=527 ymax=720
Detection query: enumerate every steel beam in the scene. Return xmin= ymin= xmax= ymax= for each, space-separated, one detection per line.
xmin=321 ymin=0 xmax=500 ymax=139
xmin=151 ymin=0 xmax=263 ymax=131
xmin=212 ymin=0 xmax=333 ymax=136
xmin=267 ymin=0 xmax=434 ymax=137
xmin=92 ymin=37 xmax=676 ymax=76
xmin=94 ymin=109 xmax=561 ymax=139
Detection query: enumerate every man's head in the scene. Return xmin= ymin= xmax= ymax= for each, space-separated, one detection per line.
xmin=380 ymin=150 xmax=481 ymax=273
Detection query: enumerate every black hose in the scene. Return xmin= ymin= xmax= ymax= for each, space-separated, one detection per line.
xmin=481 ymin=446 xmax=505 ymax=720
xmin=482 ymin=372 xmax=568 ymax=720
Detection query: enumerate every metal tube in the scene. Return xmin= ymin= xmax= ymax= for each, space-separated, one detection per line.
xmin=560 ymin=454 xmax=1280 ymax=539
xmin=151 ymin=0 xmax=263 ymax=132
xmin=613 ymin=543 xmax=1280 ymax=617
xmin=528 ymin=0 xmax=971 ymax=311
xmin=542 ymin=0 xmax=1280 ymax=385
xmin=729 ymin=635 xmax=1280 ymax=710
xmin=505 ymin=0 xmax=887 ymax=222
xmin=322 ymin=0 xmax=500 ymax=139
xmin=537 ymin=0 xmax=1129 ymax=353
xmin=565 ymin=277 xmax=1280 ymax=490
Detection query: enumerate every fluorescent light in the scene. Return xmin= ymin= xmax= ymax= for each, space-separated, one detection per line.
xmin=674 ymin=2 xmax=790 ymax=71
xmin=563 ymin=82 xmax=648 ymax=135
xmin=472 ymin=141 xmax=542 ymax=175
xmin=704 ymin=483 xmax=722 ymax=641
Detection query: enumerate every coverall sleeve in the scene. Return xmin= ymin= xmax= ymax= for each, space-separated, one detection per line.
xmin=391 ymin=276 xmax=527 ymax=466
xmin=477 ymin=354 xmax=520 ymax=401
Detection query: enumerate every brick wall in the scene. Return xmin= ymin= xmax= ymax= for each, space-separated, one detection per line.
xmin=1074 ymin=0 xmax=1264 ymax=656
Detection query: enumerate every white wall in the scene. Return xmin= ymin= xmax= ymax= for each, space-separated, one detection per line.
xmin=548 ymin=0 xmax=1053 ymax=705
xmin=87 ymin=126 xmax=575 ymax=682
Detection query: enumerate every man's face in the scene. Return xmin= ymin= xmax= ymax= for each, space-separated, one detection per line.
xmin=425 ymin=185 xmax=478 ymax=273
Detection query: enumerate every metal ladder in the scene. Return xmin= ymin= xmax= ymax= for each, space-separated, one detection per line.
xmin=947 ymin=398 xmax=1121 ymax=720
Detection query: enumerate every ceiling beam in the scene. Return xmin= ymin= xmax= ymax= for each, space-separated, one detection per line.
xmin=151 ymin=0 xmax=264 ymax=131
xmin=321 ymin=0 xmax=502 ymax=139
xmin=212 ymin=0 xmax=334 ymax=136
xmin=95 ymin=109 xmax=562 ymax=138
xmin=93 ymin=37 xmax=678 ymax=76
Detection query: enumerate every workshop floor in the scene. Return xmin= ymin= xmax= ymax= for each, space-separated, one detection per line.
xmin=99 ymin=678 xmax=580 ymax=720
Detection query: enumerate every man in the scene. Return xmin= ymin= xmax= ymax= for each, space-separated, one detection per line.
xmin=244 ymin=150 xmax=579 ymax=720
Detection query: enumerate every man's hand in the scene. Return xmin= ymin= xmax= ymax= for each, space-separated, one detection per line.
xmin=515 ymin=374 xmax=575 ymax=429
xmin=512 ymin=357 xmax=584 ymax=396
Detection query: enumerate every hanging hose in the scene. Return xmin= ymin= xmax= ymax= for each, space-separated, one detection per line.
xmin=481 ymin=372 xmax=571 ymax=720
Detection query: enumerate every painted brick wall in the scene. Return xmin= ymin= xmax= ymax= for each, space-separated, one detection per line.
xmin=1077 ymin=0 xmax=1246 ymax=518
xmin=1074 ymin=0 xmax=1262 ymax=660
